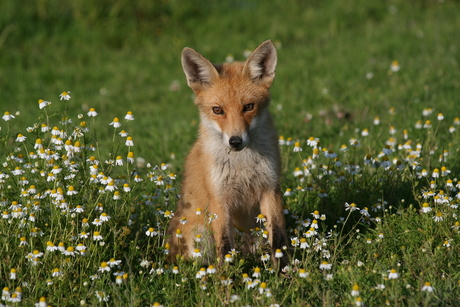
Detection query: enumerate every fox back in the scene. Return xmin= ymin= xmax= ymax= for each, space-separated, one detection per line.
xmin=167 ymin=40 xmax=288 ymax=267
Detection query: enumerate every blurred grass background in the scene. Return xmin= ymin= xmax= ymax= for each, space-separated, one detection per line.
xmin=1 ymin=0 xmax=459 ymax=165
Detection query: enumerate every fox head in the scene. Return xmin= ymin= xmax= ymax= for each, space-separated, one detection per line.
xmin=181 ymin=40 xmax=277 ymax=151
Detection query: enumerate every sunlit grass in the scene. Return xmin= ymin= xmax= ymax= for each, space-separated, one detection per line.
xmin=1 ymin=0 xmax=460 ymax=306
xmin=1 ymin=89 xmax=459 ymax=306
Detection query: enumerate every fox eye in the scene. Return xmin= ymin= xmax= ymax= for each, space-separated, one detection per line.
xmin=243 ymin=103 xmax=254 ymax=112
xmin=212 ymin=106 xmax=224 ymax=115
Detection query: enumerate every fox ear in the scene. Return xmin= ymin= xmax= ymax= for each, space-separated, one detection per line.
xmin=182 ymin=48 xmax=219 ymax=92
xmin=243 ymin=40 xmax=277 ymax=88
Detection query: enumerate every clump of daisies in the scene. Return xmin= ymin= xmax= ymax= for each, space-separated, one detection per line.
xmin=0 ymin=92 xmax=178 ymax=305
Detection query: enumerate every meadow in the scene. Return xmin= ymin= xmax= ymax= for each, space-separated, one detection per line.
xmin=1 ymin=0 xmax=460 ymax=306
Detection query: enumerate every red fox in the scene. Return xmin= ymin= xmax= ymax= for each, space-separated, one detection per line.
xmin=166 ymin=40 xmax=288 ymax=267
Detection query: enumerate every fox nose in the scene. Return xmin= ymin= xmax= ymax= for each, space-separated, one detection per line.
xmin=229 ymin=136 xmax=243 ymax=150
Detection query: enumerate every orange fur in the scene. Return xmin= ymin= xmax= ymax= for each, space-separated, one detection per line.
xmin=166 ymin=40 xmax=288 ymax=267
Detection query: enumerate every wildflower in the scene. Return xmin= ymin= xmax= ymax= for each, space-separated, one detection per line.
xmin=125 ymin=111 xmax=134 ymax=120
xmin=351 ymin=284 xmax=360 ymax=296
xmin=208 ymin=213 xmax=218 ymax=222
xmin=275 ymin=249 xmax=283 ymax=258
xmin=47 ymin=173 xmax=56 ymax=182
xmin=383 ymin=145 xmax=392 ymax=155
xmin=105 ymin=181 xmax=116 ymax=192
xmin=291 ymin=237 xmax=300 ymax=247
xmin=293 ymin=142 xmax=302 ymax=152
xmin=260 ymin=253 xmax=270 ymax=262
xmin=221 ymin=277 xmax=233 ymax=285
xmin=284 ymin=188 xmax=293 ymax=196
xmin=33 ymin=296 xmax=47 ymax=307
xmin=11 ymin=167 xmax=25 ymax=176
xmin=63 ymin=246 xmax=76 ymax=256
xmin=115 ymin=275 xmax=123 ymax=285
xmin=60 ymin=91 xmax=71 ymax=100
xmin=87 ymin=108 xmax=98 ymax=117
xmin=16 ymin=134 xmax=26 ymax=142
xmin=388 ymin=269 xmax=399 ymax=279
xmin=112 ymin=191 xmax=121 ymax=200
xmin=360 ymin=207 xmax=370 ymax=217
xmin=8 ymin=293 xmax=21 ymax=303
xmin=175 ymin=229 xmax=182 ymax=238
xmin=80 ymin=218 xmax=89 ymax=228
xmin=259 ymin=282 xmax=268 ymax=294
xmin=225 ymin=253 xmax=234 ymax=262
xmin=93 ymin=231 xmax=103 ymax=241
xmin=319 ymin=261 xmax=332 ymax=270
xmin=89 ymin=164 xmax=99 ymax=176
xmin=95 ymin=291 xmax=110 ymax=302
xmin=421 ymin=282 xmax=434 ymax=292
xmin=279 ymin=136 xmax=285 ymax=145
xmin=37 ymin=99 xmax=50 ymax=109
xmin=125 ymin=136 xmax=134 ymax=146
xmin=324 ymin=149 xmax=337 ymax=158
xmin=441 ymin=166 xmax=450 ymax=176
xmin=110 ymin=117 xmax=121 ymax=128
xmin=390 ymin=60 xmax=400 ymax=72
xmin=119 ymin=130 xmax=129 ymax=137
xmin=424 ymin=120 xmax=432 ymax=128
xmin=196 ymin=268 xmax=206 ymax=278
xmin=99 ymin=262 xmax=111 ymax=273
xmin=421 ymin=203 xmax=432 ymax=213
xmin=3 ymin=111 xmax=15 ymax=121
xmin=345 ymin=202 xmax=360 ymax=212
xmin=10 ymin=268 xmax=16 ymax=280
xmin=256 ymin=214 xmax=266 ymax=223
xmin=293 ymin=167 xmax=303 ymax=177
xmin=312 ymin=148 xmax=320 ymax=158
xmin=172 ymin=266 xmax=179 ymax=274
xmin=196 ymin=208 xmax=202 ymax=215
xmin=66 ymin=185 xmax=78 ymax=196
xmin=253 ymin=267 xmax=261 ymax=278
xmin=146 ymin=227 xmax=157 ymax=237
xmin=422 ymin=108 xmax=433 ymax=116
xmin=54 ymin=242 xmax=65 ymax=253
xmin=100 ymin=212 xmax=111 ymax=222
xmin=298 ymin=269 xmax=308 ymax=278
xmin=192 ymin=249 xmax=202 ymax=258
xmin=207 ymin=265 xmax=216 ymax=274
xmin=51 ymin=268 xmax=63 ymax=277
xmin=76 ymin=243 xmax=86 ymax=252
xmin=92 ymin=218 xmax=103 ymax=226
xmin=127 ymin=152 xmax=135 ymax=164
xmin=307 ymin=137 xmax=319 ymax=147
xmin=349 ymin=138 xmax=360 ymax=146
xmin=433 ymin=212 xmax=443 ymax=222
xmin=107 ymin=259 xmax=121 ymax=267
xmin=299 ymin=238 xmax=310 ymax=249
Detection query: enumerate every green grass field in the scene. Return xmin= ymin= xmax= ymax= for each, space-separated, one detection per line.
xmin=1 ymin=0 xmax=460 ymax=306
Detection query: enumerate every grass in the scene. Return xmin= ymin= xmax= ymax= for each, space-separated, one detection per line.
xmin=1 ymin=0 xmax=460 ymax=305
